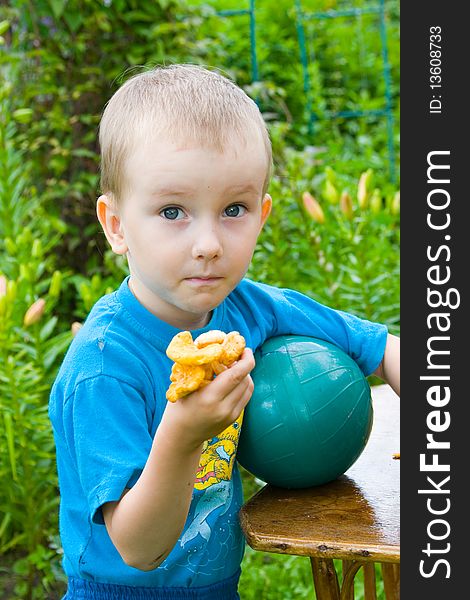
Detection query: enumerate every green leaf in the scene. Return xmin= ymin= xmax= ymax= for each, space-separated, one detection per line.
xmin=0 ymin=512 xmax=11 ymax=540
xmin=12 ymin=109 xmax=33 ymax=124
xmin=43 ymin=332 xmax=73 ymax=371
xmin=3 ymin=412 xmax=17 ymax=481
xmin=0 ymin=531 xmax=26 ymax=554
xmin=48 ymin=0 xmax=67 ymax=19
xmin=63 ymin=11 xmax=84 ymax=33
xmin=40 ymin=316 xmax=58 ymax=341
xmin=0 ymin=20 xmax=10 ymax=35
xmin=71 ymin=148 xmax=97 ymax=159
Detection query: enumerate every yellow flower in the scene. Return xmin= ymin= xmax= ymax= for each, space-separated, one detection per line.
xmin=357 ymin=169 xmax=373 ymax=209
xmin=71 ymin=322 xmax=83 ymax=336
xmin=339 ymin=191 xmax=353 ymax=219
xmin=23 ymin=298 xmax=46 ymax=327
xmin=0 ymin=275 xmax=6 ymax=298
xmin=370 ymin=189 xmax=383 ymax=214
xmin=49 ymin=271 xmax=62 ymax=298
xmin=323 ymin=180 xmax=339 ymax=204
xmin=302 ymin=191 xmax=325 ymax=224
xmin=391 ymin=191 xmax=400 ymax=216
xmin=324 ymin=166 xmax=336 ymax=184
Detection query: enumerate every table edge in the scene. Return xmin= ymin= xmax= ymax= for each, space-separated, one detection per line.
xmin=240 ymin=511 xmax=400 ymax=564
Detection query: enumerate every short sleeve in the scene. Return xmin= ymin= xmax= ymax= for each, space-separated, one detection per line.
xmin=277 ymin=288 xmax=388 ymax=376
xmin=62 ymin=376 xmax=153 ymax=525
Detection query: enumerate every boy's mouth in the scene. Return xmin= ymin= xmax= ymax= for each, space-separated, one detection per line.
xmin=185 ymin=276 xmax=223 ymax=285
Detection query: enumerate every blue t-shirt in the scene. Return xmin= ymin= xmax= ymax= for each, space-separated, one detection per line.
xmin=49 ymin=277 xmax=387 ymax=588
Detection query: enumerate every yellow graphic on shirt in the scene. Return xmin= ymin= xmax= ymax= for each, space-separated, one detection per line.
xmin=194 ymin=410 xmax=244 ymax=490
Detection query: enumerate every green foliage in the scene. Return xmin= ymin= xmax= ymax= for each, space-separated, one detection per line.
xmin=193 ymin=0 xmax=400 ymax=181
xmin=0 ymin=74 xmax=70 ymax=598
xmin=5 ymin=0 xmax=399 ymax=289
xmin=1 ymin=1 xmax=399 ymax=596
xmin=249 ymin=156 xmax=400 ymax=335
xmin=7 ymin=0 xmax=221 ymax=284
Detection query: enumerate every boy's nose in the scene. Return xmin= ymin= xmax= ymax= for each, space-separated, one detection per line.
xmin=191 ymin=227 xmax=223 ymax=261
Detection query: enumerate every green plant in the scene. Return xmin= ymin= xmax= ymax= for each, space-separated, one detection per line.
xmin=192 ymin=0 xmax=399 ymax=174
xmin=4 ymin=0 xmax=399 ymax=286
xmin=0 ymin=70 xmax=70 ymax=598
xmin=6 ymin=0 xmax=226 ymax=281
xmin=248 ymin=159 xmax=400 ymax=335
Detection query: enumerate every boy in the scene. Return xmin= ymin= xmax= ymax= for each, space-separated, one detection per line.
xmin=49 ymin=64 xmax=400 ymax=599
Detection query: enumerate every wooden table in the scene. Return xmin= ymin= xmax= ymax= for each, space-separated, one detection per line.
xmin=239 ymin=384 xmax=400 ymax=599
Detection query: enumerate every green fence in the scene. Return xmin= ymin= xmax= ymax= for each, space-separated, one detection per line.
xmin=212 ymin=0 xmax=397 ymax=181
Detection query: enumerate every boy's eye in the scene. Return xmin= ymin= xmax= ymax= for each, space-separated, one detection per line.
xmin=224 ymin=204 xmax=246 ymax=218
xmin=161 ymin=207 xmax=184 ymax=220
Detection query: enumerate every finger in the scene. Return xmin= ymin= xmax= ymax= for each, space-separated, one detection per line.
xmin=236 ymin=347 xmax=255 ymax=370
xmin=205 ymin=352 xmax=253 ymax=396
xmin=209 ymin=375 xmax=252 ymax=427
xmin=221 ymin=348 xmax=255 ymax=382
xmin=229 ymin=377 xmax=254 ymax=422
xmin=222 ymin=373 xmax=252 ymax=405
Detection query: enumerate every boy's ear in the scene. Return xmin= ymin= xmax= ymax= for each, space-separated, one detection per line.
xmin=96 ymin=195 xmax=128 ymax=255
xmin=260 ymin=193 xmax=272 ymax=230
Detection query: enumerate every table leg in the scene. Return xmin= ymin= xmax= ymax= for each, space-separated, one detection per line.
xmin=310 ymin=557 xmax=340 ymax=600
xmin=363 ymin=563 xmax=377 ymax=600
xmin=310 ymin=559 xmax=398 ymax=600
xmin=339 ymin=561 xmax=363 ymax=600
xmin=341 ymin=561 xmax=354 ymax=600
xmin=393 ymin=564 xmax=400 ymax=590
xmin=381 ymin=563 xmax=400 ymax=600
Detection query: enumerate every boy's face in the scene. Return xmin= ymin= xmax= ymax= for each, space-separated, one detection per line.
xmin=98 ymin=134 xmax=271 ymax=330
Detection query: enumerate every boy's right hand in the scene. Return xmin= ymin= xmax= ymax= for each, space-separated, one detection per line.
xmin=160 ymin=347 xmax=255 ymax=451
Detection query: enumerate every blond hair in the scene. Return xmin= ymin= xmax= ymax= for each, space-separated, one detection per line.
xmin=99 ymin=64 xmax=272 ymax=202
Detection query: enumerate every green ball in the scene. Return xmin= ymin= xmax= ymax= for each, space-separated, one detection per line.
xmin=237 ymin=335 xmax=373 ymax=488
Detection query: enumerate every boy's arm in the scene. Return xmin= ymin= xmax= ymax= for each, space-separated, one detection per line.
xmin=102 ymin=349 xmax=255 ymax=572
xmin=102 ymin=424 xmax=204 ymax=571
xmin=373 ymin=333 xmax=400 ymax=396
